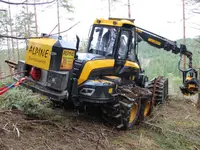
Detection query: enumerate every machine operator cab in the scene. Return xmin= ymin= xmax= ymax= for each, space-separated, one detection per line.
xmin=76 ymin=18 xmax=142 ymax=105
xmin=87 ymin=18 xmax=137 ymax=62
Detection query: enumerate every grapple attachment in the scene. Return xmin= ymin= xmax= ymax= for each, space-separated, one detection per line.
xmin=180 ymin=74 xmax=199 ymax=96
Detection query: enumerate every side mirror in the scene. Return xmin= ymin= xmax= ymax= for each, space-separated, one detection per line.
xmin=76 ymin=35 xmax=80 ymax=51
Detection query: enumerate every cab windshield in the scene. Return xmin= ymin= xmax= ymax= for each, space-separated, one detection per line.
xmin=89 ymin=26 xmax=117 ymax=56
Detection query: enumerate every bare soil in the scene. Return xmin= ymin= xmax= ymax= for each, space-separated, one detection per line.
xmin=0 ymin=110 xmax=119 ymax=150
xmin=0 ymin=96 xmax=200 ymax=150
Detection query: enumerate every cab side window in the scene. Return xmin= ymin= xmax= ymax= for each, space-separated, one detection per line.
xmin=128 ymin=38 xmax=136 ymax=61
xmin=118 ymin=31 xmax=129 ymax=59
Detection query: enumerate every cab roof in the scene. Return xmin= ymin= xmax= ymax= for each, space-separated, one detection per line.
xmin=94 ymin=18 xmax=135 ymax=27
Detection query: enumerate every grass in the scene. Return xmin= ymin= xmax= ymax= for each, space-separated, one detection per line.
xmin=110 ymin=95 xmax=200 ymax=150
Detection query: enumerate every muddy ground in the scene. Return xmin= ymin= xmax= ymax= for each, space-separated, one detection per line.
xmin=0 ymin=96 xmax=200 ymax=150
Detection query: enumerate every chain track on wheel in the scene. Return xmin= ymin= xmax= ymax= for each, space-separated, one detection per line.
xmin=146 ymin=76 xmax=168 ymax=106
xmin=101 ymin=84 xmax=152 ymax=130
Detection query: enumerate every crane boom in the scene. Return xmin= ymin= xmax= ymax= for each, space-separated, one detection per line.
xmin=136 ymin=27 xmax=192 ymax=63
xmin=135 ymin=26 xmax=199 ymax=95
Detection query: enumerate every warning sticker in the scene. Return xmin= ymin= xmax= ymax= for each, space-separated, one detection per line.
xmin=60 ymin=50 xmax=75 ymax=70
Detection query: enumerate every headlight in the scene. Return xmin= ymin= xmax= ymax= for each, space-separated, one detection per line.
xmin=80 ymin=88 xmax=95 ymax=96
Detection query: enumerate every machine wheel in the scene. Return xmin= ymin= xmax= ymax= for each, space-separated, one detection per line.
xmin=118 ymin=96 xmax=141 ymax=129
xmin=101 ymin=97 xmax=141 ymax=130
xmin=137 ymin=98 xmax=153 ymax=123
xmin=143 ymin=100 xmax=151 ymax=116
xmin=101 ymin=84 xmax=154 ymax=130
xmin=142 ymin=98 xmax=153 ymax=117
xmin=146 ymin=76 xmax=168 ymax=106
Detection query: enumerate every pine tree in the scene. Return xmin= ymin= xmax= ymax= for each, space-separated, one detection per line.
xmin=33 ymin=0 xmax=38 ymax=36
xmin=0 ymin=10 xmax=11 ymax=60
xmin=8 ymin=3 xmax=15 ymax=61
xmin=43 ymin=0 xmax=74 ymax=34
xmin=15 ymin=6 xmax=36 ymax=38
xmin=102 ymin=0 xmax=119 ymax=17
xmin=56 ymin=0 xmax=74 ymax=34
xmin=13 ymin=6 xmax=36 ymax=61
xmin=0 ymin=11 xmax=7 ymax=50
xmin=0 ymin=10 xmax=12 ymax=74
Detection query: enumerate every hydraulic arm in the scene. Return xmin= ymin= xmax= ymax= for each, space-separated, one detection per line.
xmin=136 ymin=27 xmax=199 ymax=95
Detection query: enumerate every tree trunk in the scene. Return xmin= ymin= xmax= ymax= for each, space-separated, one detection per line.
xmin=6 ymin=25 xmax=12 ymax=75
xmin=108 ymin=0 xmax=111 ymax=17
xmin=182 ymin=0 xmax=187 ymax=70
xmin=0 ymin=64 xmax=2 ymax=79
xmin=8 ymin=2 xmax=15 ymax=61
xmin=128 ymin=0 xmax=131 ymax=18
xmin=16 ymin=32 xmax=19 ymax=61
xmin=198 ymin=89 xmax=200 ymax=108
xmin=197 ymin=68 xmax=200 ymax=111
xmin=34 ymin=1 xmax=38 ymax=36
xmin=26 ymin=5 xmax=30 ymax=37
xmin=56 ymin=0 xmax=60 ymax=35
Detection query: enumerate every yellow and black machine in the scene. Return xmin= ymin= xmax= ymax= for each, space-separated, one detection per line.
xmin=11 ymin=18 xmax=199 ymax=129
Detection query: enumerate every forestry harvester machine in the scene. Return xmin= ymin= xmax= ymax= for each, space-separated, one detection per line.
xmin=6 ymin=18 xmax=199 ymax=130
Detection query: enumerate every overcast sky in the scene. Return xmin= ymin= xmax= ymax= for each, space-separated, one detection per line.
xmin=1 ymin=0 xmax=200 ymax=41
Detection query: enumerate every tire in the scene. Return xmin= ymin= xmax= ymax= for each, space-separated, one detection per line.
xmin=146 ymin=76 xmax=169 ymax=106
xmin=136 ymin=98 xmax=153 ymax=124
xmin=100 ymin=96 xmax=141 ymax=130
xmin=119 ymin=96 xmax=141 ymax=129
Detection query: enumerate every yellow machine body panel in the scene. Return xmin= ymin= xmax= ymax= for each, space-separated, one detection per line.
xmin=25 ymin=38 xmax=57 ymax=70
xmin=125 ymin=61 xmax=140 ymax=69
xmin=78 ymin=59 xmax=115 ymax=85
xmin=78 ymin=59 xmax=140 ymax=85
xmin=94 ymin=18 xmax=135 ymax=27
xmin=147 ymin=38 xmax=161 ymax=46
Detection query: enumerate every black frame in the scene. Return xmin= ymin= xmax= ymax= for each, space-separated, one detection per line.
xmin=87 ymin=25 xmax=120 ymax=57
xmin=114 ymin=27 xmax=133 ymax=60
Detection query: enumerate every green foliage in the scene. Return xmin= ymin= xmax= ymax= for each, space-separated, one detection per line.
xmin=45 ymin=0 xmax=74 ymax=20
xmin=137 ymin=38 xmax=199 ymax=93
xmin=153 ymin=132 xmax=197 ymax=150
xmin=0 ymin=85 xmax=67 ymax=122
xmin=59 ymin=0 xmax=74 ymax=13
xmin=0 ymin=11 xmax=10 ymax=50
xmin=189 ymin=0 xmax=200 ymax=3
xmin=15 ymin=6 xmax=36 ymax=37
xmin=138 ymin=38 xmax=200 ymax=78
xmin=0 ymin=5 xmax=36 ymax=66
xmin=0 ymin=84 xmax=53 ymax=118
xmin=79 ymin=38 xmax=88 ymax=52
